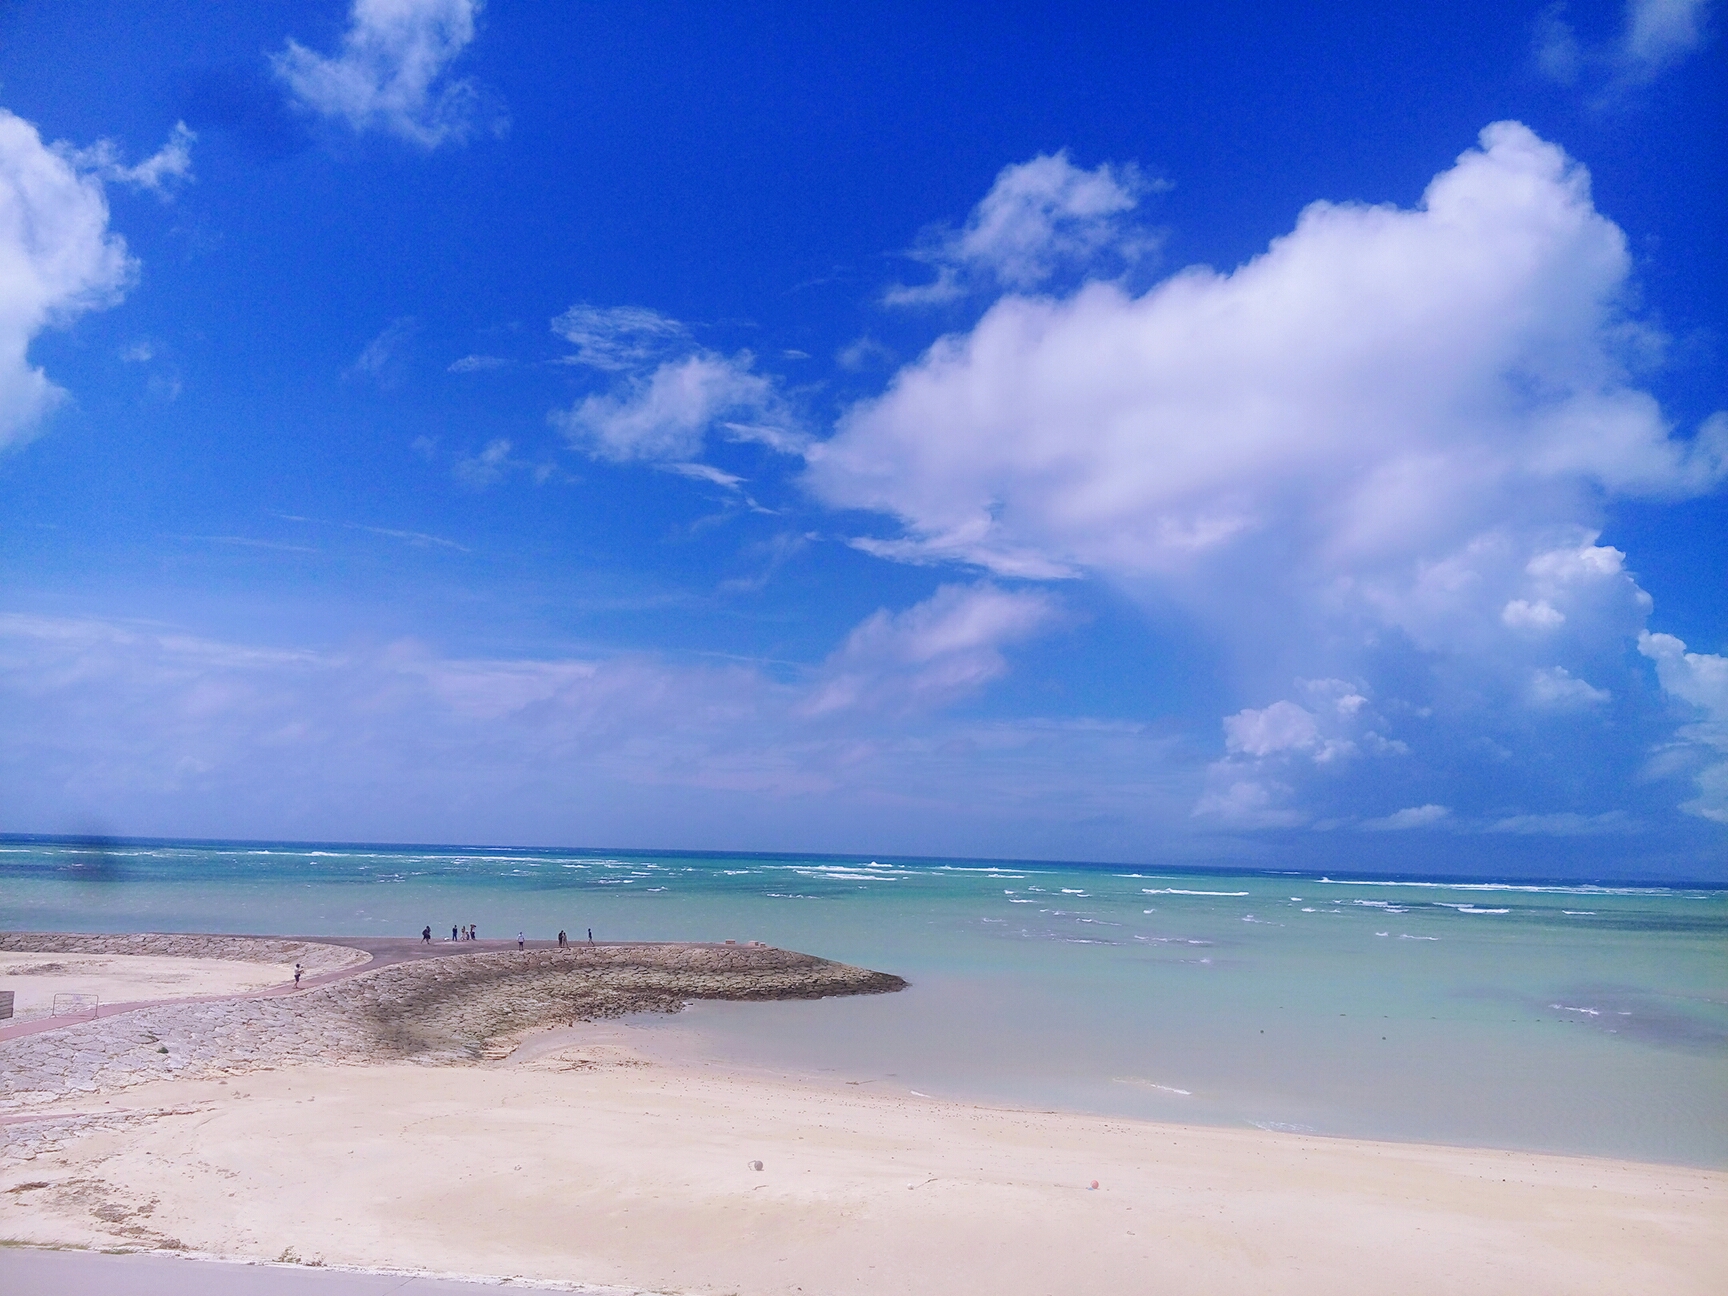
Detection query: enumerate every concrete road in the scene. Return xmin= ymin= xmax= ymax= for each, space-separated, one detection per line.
xmin=0 ymin=1248 xmax=613 ymax=1293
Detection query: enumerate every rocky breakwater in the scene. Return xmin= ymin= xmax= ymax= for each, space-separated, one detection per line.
xmin=0 ymin=942 xmax=906 ymax=1143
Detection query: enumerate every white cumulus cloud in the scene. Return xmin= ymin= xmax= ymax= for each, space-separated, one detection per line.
xmin=273 ymin=0 xmax=498 ymax=148
xmin=1639 ymin=630 xmax=1728 ymax=823
xmin=885 ymin=151 xmax=1158 ymax=306
xmin=1223 ymin=700 xmax=1321 ymax=758
xmin=813 ymin=123 xmax=1726 ymax=832
xmin=813 ymin=124 xmax=1725 ymax=587
xmin=0 ymin=110 xmax=137 ymax=451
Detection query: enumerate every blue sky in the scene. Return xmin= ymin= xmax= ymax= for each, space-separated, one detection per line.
xmin=1 ymin=0 xmax=1723 ymax=876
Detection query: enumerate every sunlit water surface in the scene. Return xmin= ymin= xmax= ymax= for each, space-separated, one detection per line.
xmin=3 ymin=838 xmax=1723 ymax=1165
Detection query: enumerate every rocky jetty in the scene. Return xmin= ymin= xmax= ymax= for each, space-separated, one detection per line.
xmin=0 ymin=941 xmax=907 ymax=1140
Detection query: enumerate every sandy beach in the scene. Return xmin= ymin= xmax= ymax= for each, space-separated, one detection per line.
xmin=0 ymin=935 xmax=371 ymax=1026
xmin=0 ymin=934 xmax=1721 ymax=1294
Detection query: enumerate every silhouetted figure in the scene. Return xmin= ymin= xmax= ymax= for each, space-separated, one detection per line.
xmin=517 ymin=930 xmax=525 ymax=949
xmin=293 ymin=963 xmax=303 ymax=987
xmin=452 ymin=925 xmax=458 ymax=941
xmin=558 ymin=930 xmax=567 ymax=946
xmin=587 ymin=928 xmax=593 ymax=944
xmin=422 ymin=926 xmax=431 ymax=944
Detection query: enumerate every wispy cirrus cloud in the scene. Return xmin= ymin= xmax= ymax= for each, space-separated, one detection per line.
xmin=66 ymin=122 xmax=196 ymax=198
xmin=549 ymin=304 xmax=806 ymax=474
xmin=0 ymin=595 xmax=1114 ymax=855
xmin=554 ymin=352 xmax=788 ymax=465
xmin=801 ymin=583 xmax=1062 ymax=718
xmin=1535 ymin=0 xmax=1713 ymax=92
xmin=1361 ymin=804 xmax=1452 ymax=831
xmin=447 ymin=353 xmax=510 ymax=373
xmin=346 ymin=316 xmax=419 ymax=385
xmin=552 ymin=303 xmax=692 ymax=372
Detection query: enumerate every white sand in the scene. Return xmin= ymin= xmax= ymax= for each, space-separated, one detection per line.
xmin=1 ymin=1023 xmax=1720 ymax=1296
xmin=0 ymin=954 xmax=303 ymax=1022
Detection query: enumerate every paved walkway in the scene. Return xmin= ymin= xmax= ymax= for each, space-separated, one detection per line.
xmin=0 ymin=1247 xmax=621 ymax=1293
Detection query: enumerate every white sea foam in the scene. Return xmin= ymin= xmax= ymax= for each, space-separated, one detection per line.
xmin=1112 ymin=1078 xmax=1192 ymax=1095
xmin=1317 ymin=877 xmax=1700 ymax=897
xmin=1434 ymin=903 xmax=1509 ymax=914
xmin=1398 ymin=934 xmax=1440 ymax=940
xmin=1551 ymin=1004 xmax=1601 ymax=1015
xmin=1562 ymin=910 xmax=1597 ymax=916
xmin=1143 ymin=888 xmax=1250 ymax=896
xmin=1251 ymin=1121 xmax=1316 ymax=1134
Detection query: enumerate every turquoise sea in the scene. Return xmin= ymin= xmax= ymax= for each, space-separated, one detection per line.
xmin=3 ymin=836 xmax=1724 ymax=1167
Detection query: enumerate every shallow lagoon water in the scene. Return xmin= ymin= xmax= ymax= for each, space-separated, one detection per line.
xmin=2 ymin=837 xmax=1723 ymax=1165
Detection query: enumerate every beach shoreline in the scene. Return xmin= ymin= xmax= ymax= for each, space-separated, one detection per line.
xmin=3 ymin=1040 xmax=1721 ymax=1295
xmin=0 ymin=933 xmax=1722 ymax=1294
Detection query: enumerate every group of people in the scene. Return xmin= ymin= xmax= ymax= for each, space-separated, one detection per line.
xmin=421 ymin=924 xmax=481 ymax=943
xmin=419 ymin=924 xmax=594 ymax=945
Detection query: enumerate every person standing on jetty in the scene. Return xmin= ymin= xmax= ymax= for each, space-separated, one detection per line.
xmin=421 ymin=925 xmax=431 ymax=944
xmin=557 ymin=930 xmax=567 ymax=947
xmin=293 ymin=963 xmax=302 ymax=987
xmin=517 ymin=930 xmax=525 ymax=949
